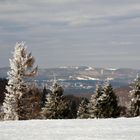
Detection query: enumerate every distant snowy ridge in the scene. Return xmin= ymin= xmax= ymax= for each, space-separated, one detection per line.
xmin=106 ymin=77 xmax=114 ymax=81
xmin=105 ymin=68 xmax=117 ymax=71
xmin=59 ymin=66 xmax=68 ymax=69
xmin=85 ymin=67 xmax=94 ymax=71
xmin=76 ymin=76 xmax=100 ymax=81
xmin=59 ymin=66 xmax=79 ymax=69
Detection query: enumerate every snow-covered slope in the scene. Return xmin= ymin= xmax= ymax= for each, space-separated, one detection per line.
xmin=0 ymin=118 xmax=140 ymax=140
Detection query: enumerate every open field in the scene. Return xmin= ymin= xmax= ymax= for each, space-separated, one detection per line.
xmin=0 ymin=118 xmax=140 ymax=140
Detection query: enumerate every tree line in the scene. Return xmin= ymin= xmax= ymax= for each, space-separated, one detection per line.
xmin=0 ymin=42 xmax=140 ymax=120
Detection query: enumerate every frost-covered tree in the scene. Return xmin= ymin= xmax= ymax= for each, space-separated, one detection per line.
xmin=88 ymin=84 xmax=104 ymax=118
xmin=3 ymin=42 xmax=38 ymax=120
xmin=88 ymin=83 xmax=120 ymax=118
xmin=41 ymin=81 xmax=68 ymax=119
xmin=130 ymin=75 xmax=140 ymax=117
xmin=77 ymin=98 xmax=89 ymax=119
xmin=97 ymin=82 xmax=120 ymax=118
xmin=0 ymin=106 xmax=4 ymax=121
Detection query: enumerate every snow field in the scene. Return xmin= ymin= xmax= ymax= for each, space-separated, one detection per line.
xmin=0 ymin=117 xmax=140 ymax=140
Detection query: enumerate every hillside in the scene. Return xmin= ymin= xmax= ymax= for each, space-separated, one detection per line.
xmin=0 ymin=118 xmax=140 ymax=140
xmin=0 ymin=67 xmax=139 ymax=94
xmin=0 ymin=67 xmax=138 ymax=106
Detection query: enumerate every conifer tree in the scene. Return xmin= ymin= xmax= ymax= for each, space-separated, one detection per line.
xmin=19 ymin=84 xmax=42 ymax=120
xmin=0 ymin=106 xmax=4 ymax=121
xmin=88 ymin=83 xmax=120 ymax=118
xmin=41 ymin=81 xmax=68 ymax=119
xmin=88 ymin=84 xmax=104 ymax=118
xmin=130 ymin=75 xmax=140 ymax=117
xmin=41 ymin=86 xmax=49 ymax=107
xmin=77 ymin=98 xmax=89 ymax=119
xmin=97 ymin=82 xmax=120 ymax=118
xmin=3 ymin=42 xmax=38 ymax=120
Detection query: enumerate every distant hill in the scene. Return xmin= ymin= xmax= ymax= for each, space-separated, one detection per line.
xmin=0 ymin=66 xmax=137 ymax=107
xmin=0 ymin=66 xmax=139 ymax=98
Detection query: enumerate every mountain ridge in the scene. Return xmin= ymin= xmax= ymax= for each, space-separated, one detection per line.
xmin=0 ymin=66 xmax=138 ymax=106
xmin=0 ymin=66 xmax=139 ymax=93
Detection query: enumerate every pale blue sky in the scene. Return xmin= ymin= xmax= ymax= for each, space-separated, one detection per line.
xmin=0 ymin=0 xmax=140 ymax=68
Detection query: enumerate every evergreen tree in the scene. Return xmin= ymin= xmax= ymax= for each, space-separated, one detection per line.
xmin=88 ymin=83 xmax=119 ymax=118
xmin=19 ymin=84 xmax=42 ymax=120
xmin=77 ymin=98 xmax=89 ymax=119
xmin=64 ymin=95 xmax=81 ymax=119
xmin=41 ymin=86 xmax=49 ymax=107
xmin=130 ymin=75 xmax=140 ymax=117
xmin=41 ymin=82 xmax=68 ymax=119
xmin=0 ymin=105 xmax=4 ymax=121
xmin=3 ymin=42 xmax=38 ymax=120
xmin=88 ymin=84 xmax=104 ymax=118
xmin=97 ymin=82 xmax=120 ymax=118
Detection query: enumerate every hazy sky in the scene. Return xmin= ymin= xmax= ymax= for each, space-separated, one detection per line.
xmin=0 ymin=0 xmax=140 ymax=68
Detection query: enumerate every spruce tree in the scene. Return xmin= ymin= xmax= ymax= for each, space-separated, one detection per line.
xmin=88 ymin=83 xmax=119 ymax=118
xmin=77 ymin=98 xmax=89 ymax=119
xmin=19 ymin=84 xmax=42 ymax=120
xmin=41 ymin=81 xmax=68 ymax=119
xmin=41 ymin=86 xmax=49 ymax=107
xmin=0 ymin=105 xmax=4 ymax=121
xmin=97 ymin=82 xmax=120 ymax=118
xmin=3 ymin=42 xmax=38 ymax=120
xmin=88 ymin=84 xmax=104 ymax=118
xmin=130 ymin=75 xmax=140 ymax=117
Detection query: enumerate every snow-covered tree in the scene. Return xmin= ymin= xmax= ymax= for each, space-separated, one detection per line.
xmin=88 ymin=84 xmax=104 ymax=118
xmin=98 ymin=82 xmax=120 ymax=118
xmin=3 ymin=42 xmax=38 ymax=120
xmin=77 ymin=98 xmax=89 ymax=119
xmin=41 ymin=81 xmax=68 ymax=119
xmin=0 ymin=106 xmax=4 ymax=121
xmin=130 ymin=75 xmax=140 ymax=117
xmin=88 ymin=83 xmax=120 ymax=118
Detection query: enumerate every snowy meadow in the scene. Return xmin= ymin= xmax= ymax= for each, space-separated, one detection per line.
xmin=0 ymin=117 xmax=140 ymax=140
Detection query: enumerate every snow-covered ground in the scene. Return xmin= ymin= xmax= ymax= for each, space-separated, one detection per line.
xmin=0 ymin=118 xmax=140 ymax=140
